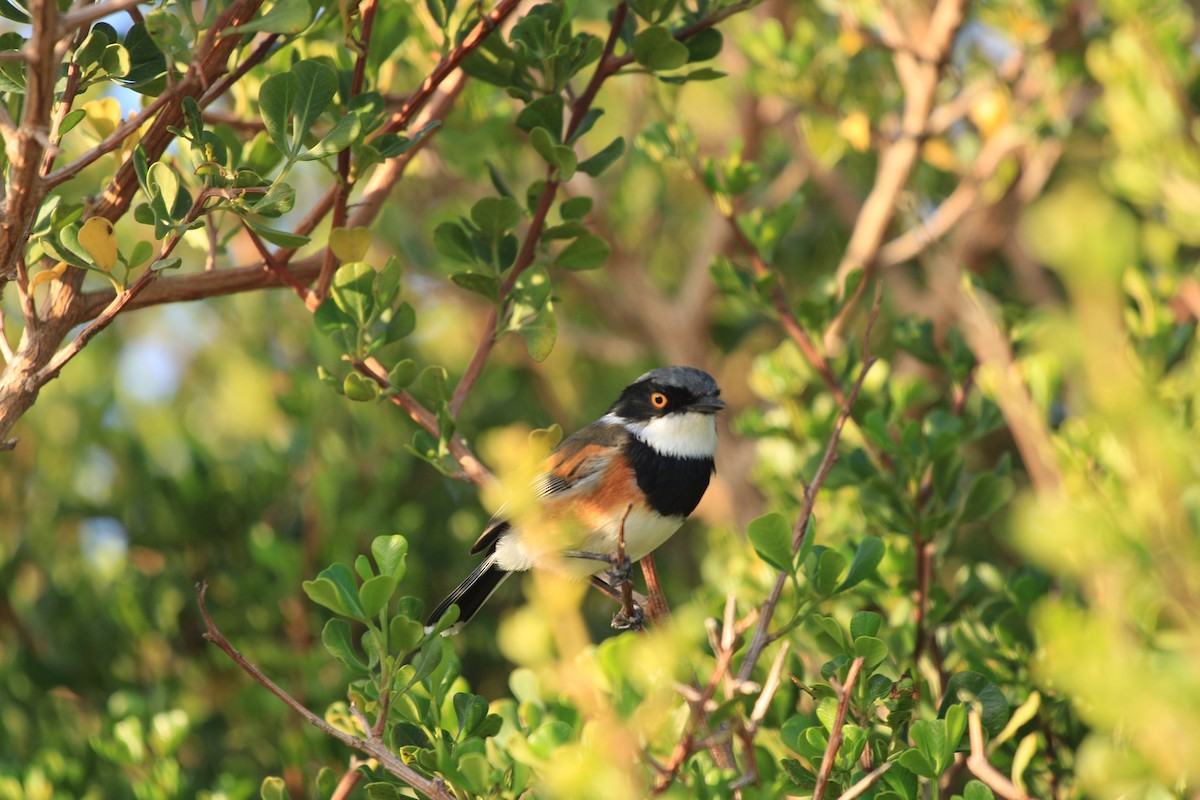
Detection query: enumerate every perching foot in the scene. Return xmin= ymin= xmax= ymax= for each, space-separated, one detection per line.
xmin=610 ymin=602 xmax=645 ymax=631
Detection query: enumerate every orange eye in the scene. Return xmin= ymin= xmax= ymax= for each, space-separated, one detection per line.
xmin=650 ymin=392 xmax=668 ymax=408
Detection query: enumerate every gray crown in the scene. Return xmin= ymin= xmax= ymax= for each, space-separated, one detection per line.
xmin=636 ymin=366 xmax=719 ymax=395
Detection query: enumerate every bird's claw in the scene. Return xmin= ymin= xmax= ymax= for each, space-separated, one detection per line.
xmin=606 ymin=552 xmax=633 ymax=586
xmin=611 ymin=602 xmax=644 ymax=631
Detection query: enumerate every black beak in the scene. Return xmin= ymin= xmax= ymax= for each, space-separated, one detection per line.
xmin=691 ymin=394 xmax=726 ymax=414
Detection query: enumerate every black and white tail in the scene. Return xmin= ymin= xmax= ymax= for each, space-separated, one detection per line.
xmin=425 ymin=555 xmax=510 ymax=634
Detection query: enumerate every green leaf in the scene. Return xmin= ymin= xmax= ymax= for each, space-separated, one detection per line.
xmin=529 ymin=127 xmax=576 ymax=179
xmin=815 ymin=549 xmax=847 ymax=596
xmin=251 ymin=182 xmax=296 ymax=217
xmin=452 ymin=272 xmax=500 ymax=302
xmin=515 ymin=95 xmax=564 ymax=141
xmin=298 ymin=113 xmax=361 ymax=161
xmin=303 ymin=568 xmax=353 ymax=618
xmin=521 ymin=305 xmax=557 ymax=362
xmin=911 ymin=719 xmax=948 ymax=773
xmin=896 ymin=748 xmax=936 ymax=779
xmin=358 ymin=575 xmax=397 ymax=618
xmin=433 ymin=222 xmax=476 ymax=264
xmin=330 ymin=262 xmax=377 ymax=325
xmin=939 ymin=672 xmax=1009 ymax=737
xmin=0 ymin=0 xmax=28 ymax=23
xmin=577 ymin=137 xmax=625 ymax=177
xmin=853 ymin=636 xmax=889 ymax=672
xmin=686 ymin=28 xmax=723 ymax=62
xmin=747 ymin=512 xmax=792 ymax=572
xmin=964 ymin=780 xmax=997 ymax=800
xmin=343 ymin=372 xmax=379 ymax=402
xmin=371 ymin=535 xmax=408 ymax=581
xmin=261 ymin=775 xmax=290 ymax=800
xmin=961 ymin=473 xmax=1014 ymax=523
xmin=364 ymin=783 xmax=401 ymax=800
xmin=406 ymin=639 xmax=444 ymax=688
xmin=850 ymin=610 xmax=881 ymax=640
xmin=389 ymin=615 xmax=426 ymax=654
xmin=560 ymin=196 xmax=593 ymax=221
xmin=453 ymin=692 xmax=489 ymax=740
xmin=658 ymin=67 xmax=727 ymax=84
xmin=127 ymin=239 xmax=155 ymax=269
xmin=555 ymin=234 xmax=609 ymax=270
xmin=314 ymin=298 xmax=356 ymax=350
xmin=231 ymin=0 xmax=312 ymax=34
xmin=117 ymin=24 xmax=167 ymax=94
xmin=101 ymin=43 xmax=131 ymax=77
xmin=387 ymin=359 xmax=418 ymax=388
xmin=259 ymin=72 xmax=298 ymax=155
xmin=471 ymin=196 xmax=523 ymax=239
xmin=289 ymin=60 xmax=338 ymax=155
xmin=60 ymin=108 xmax=87 ymax=135
xmin=246 ymin=219 xmax=310 ymax=249
xmin=322 ymin=618 xmax=368 ymax=672
xmin=147 ymin=162 xmax=179 ymax=215
xmin=632 ymin=25 xmax=689 ymax=71
xmin=836 ymin=537 xmax=885 ymax=592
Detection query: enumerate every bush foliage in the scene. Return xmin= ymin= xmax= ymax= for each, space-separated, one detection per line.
xmin=2 ymin=0 xmax=1200 ymax=798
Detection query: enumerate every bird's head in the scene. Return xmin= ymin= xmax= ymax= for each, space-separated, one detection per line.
xmin=606 ymin=367 xmax=724 ymax=459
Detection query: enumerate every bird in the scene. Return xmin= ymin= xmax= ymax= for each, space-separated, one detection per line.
xmin=426 ymin=366 xmax=724 ymax=632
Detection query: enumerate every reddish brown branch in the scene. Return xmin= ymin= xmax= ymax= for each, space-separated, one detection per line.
xmin=448 ymin=3 xmax=632 ymax=419
xmin=812 ymin=656 xmax=865 ymax=800
xmin=380 ymin=0 xmax=522 ymax=136
xmin=196 ymin=582 xmax=455 ymax=800
xmin=737 ymin=287 xmax=883 ymax=684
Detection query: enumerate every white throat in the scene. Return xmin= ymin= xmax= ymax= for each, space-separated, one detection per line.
xmin=605 ymin=411 xmax=718 ymax=459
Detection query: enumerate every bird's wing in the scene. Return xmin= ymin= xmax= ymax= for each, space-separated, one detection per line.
xmin=469 ymin=420 xmax=629 ymax=554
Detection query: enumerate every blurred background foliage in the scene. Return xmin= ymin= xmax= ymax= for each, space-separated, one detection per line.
xmin=2 ymin=0 xmax=1200 ymax=798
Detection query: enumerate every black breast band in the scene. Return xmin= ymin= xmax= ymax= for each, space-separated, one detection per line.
xmin=624 ymin=436 xmax=714 ymax=518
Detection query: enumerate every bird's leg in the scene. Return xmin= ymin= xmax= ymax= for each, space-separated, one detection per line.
xmin=566 ymin=550 xmax=635 ymax=593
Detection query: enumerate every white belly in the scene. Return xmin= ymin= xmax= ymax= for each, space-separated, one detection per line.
xmin=492 ymin=506 xmax=685 ymax=579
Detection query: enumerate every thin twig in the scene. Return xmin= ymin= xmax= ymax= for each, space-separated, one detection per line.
xmin=823 ymin=0 xmax=968 ymax=349
xmin=812 ymin=656 xmax=865 ymax=800
xmin=737 ymin=287 xmax=883 ymax=683
xmin=834 ymin=762 xmax=893 ymax=800
xmin=330 ymin=757 xmax=368 ymax=800
xmin=746 ymin=641 xmax=789 ymax=734
xmin=59 ymin=0 xmax=144 ymax=32
xmin=380 ymin=0 xmax=522 ymax=136
xmin=967 ymin=709 xmax=1030 ymax=800
xmin=195 ymin=582 xmax=456 ymax=800
xmin=0 ymin=307 xmax=13 ymax=362
xmin=447 ymin=2 xmax=632 ymax=419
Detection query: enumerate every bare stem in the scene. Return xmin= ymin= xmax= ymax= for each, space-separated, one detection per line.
xmin=196 ymin=582 xmax=455 ymax=800
xmin=813 ymin=656 xmax=866 ymax=800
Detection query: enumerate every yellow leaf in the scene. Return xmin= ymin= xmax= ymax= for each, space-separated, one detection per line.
xmin=83 ymin=98 xmax=122 ymax=141
xmin=921 ymin=137 xmax=959 ymax=172
xmin=837 ymin=28 xmax=864 ymax=57
xmin=329 ymin=226 xmax=372 ymax=263
xmin=30 ymin=261 xmax=68 ymax=288
xmin=838 ymin=111 xmax=871 ymax=152
xmin=79 ymin=217 xmax=118 ymax=271
xmin=970 ymin=88 xmax=1010 ymax=139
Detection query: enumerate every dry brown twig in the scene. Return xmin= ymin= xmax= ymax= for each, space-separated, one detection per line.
xmin=824 ymin=0 xmax=968 ymax=350
xmin=812 ymin=656 xmax=866 ymax=800
xmin=195 ymin=582 xmax=455 ymax=800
